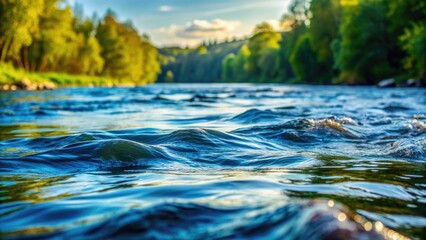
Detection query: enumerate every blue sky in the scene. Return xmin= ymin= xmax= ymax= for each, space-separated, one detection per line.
xmin=68 ymin=0 xmax=290 ymax=46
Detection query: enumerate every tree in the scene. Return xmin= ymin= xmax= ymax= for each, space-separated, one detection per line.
xmin=334 ymin=0 xmax=394 ymax=84
xmin=0 ymin=0 xmax=44 ymax=65
xmin=290 ymin=34 xmax=318 ymax=83
xmin=222 ymin=53 xmax=235 ymax=81
xmin=252 ymin=22 xmax=275 ymax=35
xmin=27 ymin=0 xmax=76 ymax=72
xmin=232 ymin=45 xmax=251 ymax=81
xmin=400 ymin=23 xmax=426 ymax=80
xmin=309 ymin=0 xmax=341 ymax=83
xmin=139 ymin=37 xmax=161 ymax=84
xmin=96 ymin=12 xmax=160 ymax=84
xmin=247 ymin=23 xmax=282 ymax=78
xmin=67 ymin=33 xmax=104 ymax=75
xmin=165 ymin=70 xmax=174 ymax=83
xmin=387 ymin=0 xmax=426 ymax=80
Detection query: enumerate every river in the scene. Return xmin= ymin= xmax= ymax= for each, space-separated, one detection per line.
xmin=0 ymin=84 xmax=425 ymax=239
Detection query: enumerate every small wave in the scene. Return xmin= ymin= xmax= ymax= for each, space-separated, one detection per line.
xmin=234 ymin=117 xmax=361 ymax=144
xmin=0 ymin=139 xmax=174 ymax=173
xmin=311 ymin=117 xmax=359 ymax=138
xmin=40 ymin=100 xmax=118 ymax=112
xmin=382 ymin=104 xmax=412 ymax=111
xmin=407 ymin=119 xmax=426 ymax=135
xmin=156 ymin=128 xmax=258 ymax=149
xmin=186 ymin=93 xmax=234 ymax=103
xmin=230 ymin=109 xmax=282 ymax=123
xmin=0 ymin=128 xmax=317 ymax=172
xmin=386 ymin=138 xmax=426 ymax=160
xmin=94 ymin=139 xmax=170 ymax=163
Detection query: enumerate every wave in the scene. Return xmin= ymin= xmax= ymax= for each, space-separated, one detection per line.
xmin=0 ymin=128 xmax=313 ymax=173
xmin=233 ymin=117 xmax=362 ymax=144
xmin=230 ymin=109 xmax=283 ymax=123
xmin=1 ymin=116 xmax=424 ymax=174
xmin=0 ymin=139 xmax=174 ymax=173
xmin=386 ymin=138 xmax=426 ymax=159
xmin=1 ymin=199 xmax=386 ymax=240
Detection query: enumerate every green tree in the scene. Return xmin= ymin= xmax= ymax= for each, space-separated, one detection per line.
xmin=96 ymin=13 xmax=160 ymax=84
xmin=0 ymin=0 xmax=44 ymax=65
xmin=27 ymin=0 xmax=76 ymax=72
xmin=232 ymin=45 xmax=251 ymax=81
xmin=222 ymin=53 xmax=235 ymax=81
xmin=68 ymin=33 xmax=104 ymax=75
xmin=290 ymin=34 xmax=318 ymax=83
xmin=252 ymin=22 xmax=275 ymax=35
xmin=277 ymin=0 xmax=310 ymax=82
xmin=140 ymin=37 xmax=161 ymax=84
xmin=387 ymin=0 xmax=426 ymax=80
xmin=96 ymin=13 xmax=130 ymax=80
xmin=400 ymin=23 xmax=426 ymax=79
xmin=165 ymin=70 xmax=174 ymax=83
xmin=334 ymin=0 xmax=394 ymax=84
xmin=309 ymin=0 xmax=341 ymax=83
xmin=247 ymin=23 xmax=282 ymax=78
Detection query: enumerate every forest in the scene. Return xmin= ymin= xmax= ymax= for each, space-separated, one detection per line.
xmin=1 ymin=0 xmax=425 ymax=88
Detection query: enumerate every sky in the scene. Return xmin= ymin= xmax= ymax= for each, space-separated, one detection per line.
xmin=67 ymin=0 xmax=290 ymax=47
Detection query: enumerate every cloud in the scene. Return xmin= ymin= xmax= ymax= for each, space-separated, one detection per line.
xmin=157 ymin=19 xmax=241 ymax=44
xmin=203 ymin=1 xmax=288 ymax=17
xmin=159 ymin=5 xmax=173 ymax=12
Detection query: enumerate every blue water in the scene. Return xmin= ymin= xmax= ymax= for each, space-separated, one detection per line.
xmin=0 ymin=84 xmax=425 ymax=239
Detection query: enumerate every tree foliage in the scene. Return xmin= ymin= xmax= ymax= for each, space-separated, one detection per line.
xmin=160 ymin=0 xmax=425 ymax=85
xmin=0 ymin=0 xmax=44 ymax=63
xmin=0 ymin=1 xmax=160 ymax=85
xmin=1 ymin=0 xmax=425 ymax=86
xmin=334 ymin=0 xmax=394 ymax=84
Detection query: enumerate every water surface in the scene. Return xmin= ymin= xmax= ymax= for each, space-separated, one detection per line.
xmin=0 ymin=84 xmax=425 ymax=239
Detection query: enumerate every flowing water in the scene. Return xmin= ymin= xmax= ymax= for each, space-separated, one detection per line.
xmin=0 ymin=84 xmax=425 ymax=239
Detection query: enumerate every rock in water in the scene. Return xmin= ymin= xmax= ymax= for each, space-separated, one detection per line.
xmin=16 ymin=78 xmax=37 ymax=90
xmin=377 ymin=78 xmax=395 ymax=88
xmin=406 ymin=79 xmax=417 ymax=87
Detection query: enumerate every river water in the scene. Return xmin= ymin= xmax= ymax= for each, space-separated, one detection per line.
xmin=0 ymin=84 xmax=425 ymax=239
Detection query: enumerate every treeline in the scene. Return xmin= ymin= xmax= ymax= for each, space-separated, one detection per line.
xmin=158 ymin=0 xmax=426 ymax=85
xmin=0 ymin=0 xmax=160 ymax=85
xmin=157 ymin=40 xmax=245 ymax=83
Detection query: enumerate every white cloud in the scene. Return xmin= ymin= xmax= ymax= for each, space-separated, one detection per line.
xmin=156 ymin=19 xmax=240 ymax=45
xmin=159 ymin=5 xmax=173 ymax=12
xmin=203 ymin=1 xmax=289 ymax=17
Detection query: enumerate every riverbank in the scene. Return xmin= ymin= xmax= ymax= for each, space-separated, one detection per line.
xmin=1 ymin=64 xmax=424 ymax=91
xmin=0 ymin=64 xmax=128 ymax=90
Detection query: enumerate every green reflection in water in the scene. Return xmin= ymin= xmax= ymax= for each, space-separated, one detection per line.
xmin=0 ymin=175 xmax=73 ymax=204
xmin=0 ymin=124 xmax=71 ymax=141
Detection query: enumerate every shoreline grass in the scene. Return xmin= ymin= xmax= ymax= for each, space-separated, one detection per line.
xmin=0 ymin=64 xmax=137 ymax=90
